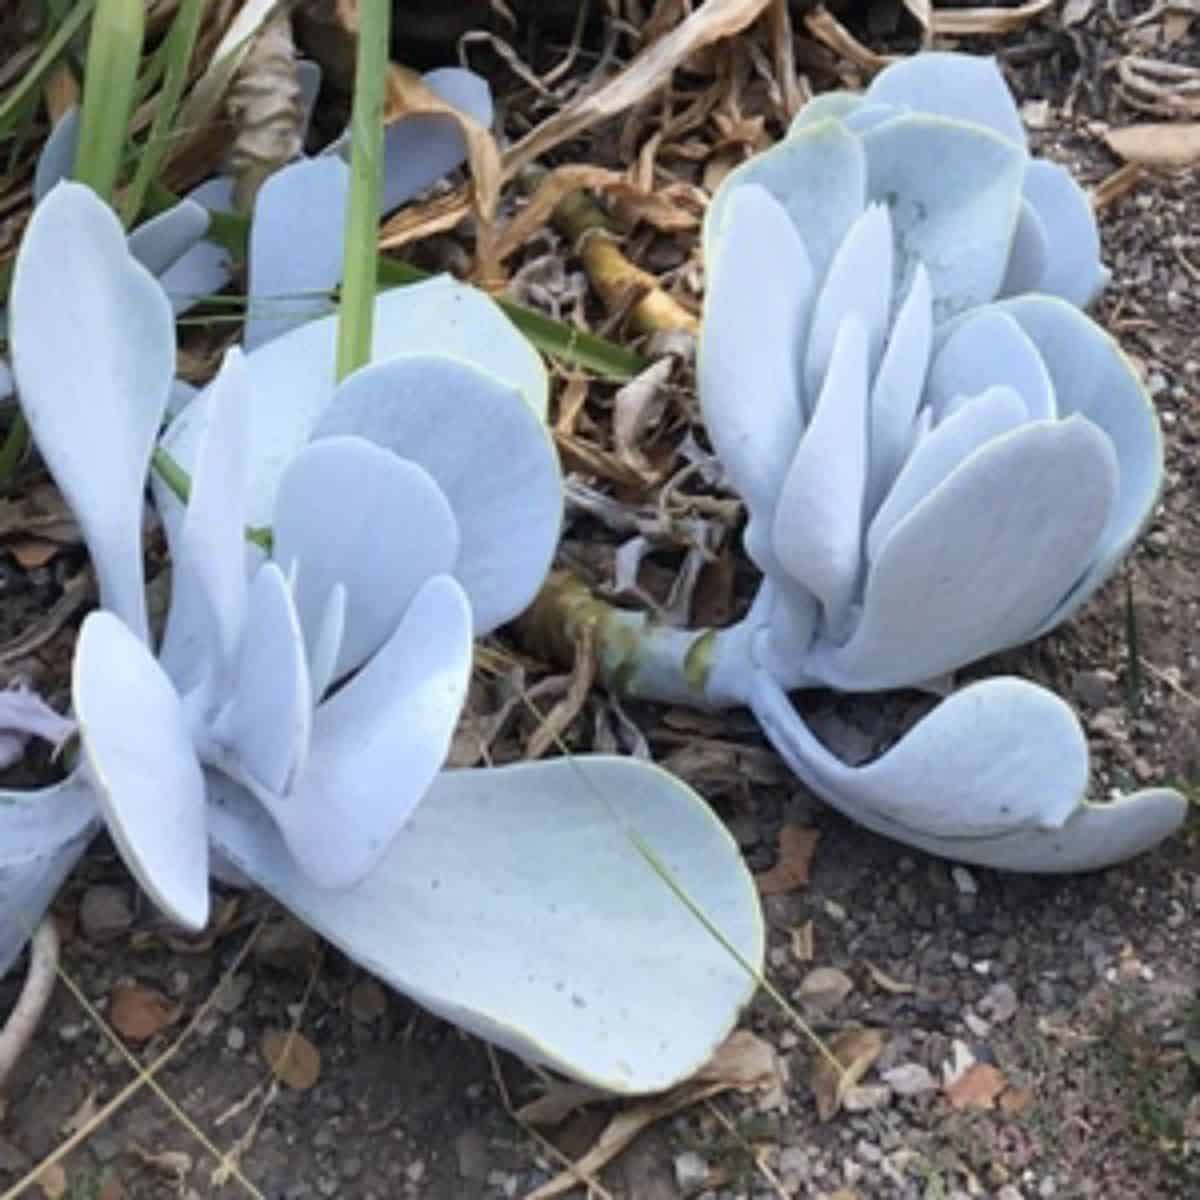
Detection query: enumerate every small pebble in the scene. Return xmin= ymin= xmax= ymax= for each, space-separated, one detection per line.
xmin=226 ymin=1026 xmax=245 ymax=1052
xmin=951 ymin=867 xmax=978 ymax=896
xmin=674 ymin=1151 xmax=709 ymax=1191
xmin=79 ymin=885 xmax=133 ymax=942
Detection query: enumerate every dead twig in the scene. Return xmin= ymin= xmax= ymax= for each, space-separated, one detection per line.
xmin=0 ymin=918 xmax=59 ymax=1090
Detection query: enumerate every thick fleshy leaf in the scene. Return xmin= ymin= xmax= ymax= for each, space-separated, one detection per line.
xmin=787 ymin=91 xmax=864 ymax=133
xmin=308 ymin=582 xmax=346 ymax=704
xmin=866 ymin=385 xmax=1029 ymax=561
xmin=273 ymin=434 xmax=459 ymax=678
xmin=159 ymin=348 xmax=251 ymax=698
xmin=127 ymin=200 xmax=210 ymax=276
xmin=861 ymin=115 xmax=1025 ymax=322
xmin=155 ymin=276 xmax=548 ymax=534
xmin=12 ymin=183 xmax=173 ymax=643
xmin=748 ymin=669 xmax=1185 ymax=870
xmin=33 ymin=108 xmax=80 ymax=202
xmin=376 ymin=68 xmax=491 ymax=213
xmin=803 ymin=205 xmax=892 ymax=401
xmin=997 ymin=296 xmax=1165 ymax=632
xmin=157 ymin=177 xmax=237 ymax=313
xmin=74 ymin=612 xmax=209 ymax=930
xmin=819 ymin=416 xmax=1117 ymax=689
xmin=207 ymin=754 xmax=764 ymax=1091
xmin=244 ymin=156 xmax=348 ymax=349
xmin=862 ymin=52 xmax=1026 ymax=147
xmin=926 ymin=308 xmax=1054 ymax=423
xmin=0 ymin=781 xmax=97 ymax=979
xmin=772 ymin=316 xmax=868 ymax=634
xmin=997 ymin=199 xmax=1049 ymax=297
xmin=212 ymin=562 xmax=311 ymax=797
xmin=705 ymin=119 xmax=867 ymax=284
xmin=866 ymin=265 xmax=933 ymax=515
xmin=1020 ymin=160 xmax=1109 ymax=307
xmin=313 ymin=357 xmax=560 ymax=635
xmin=699 ymin=185 xmax=812 ymax=545
xmin=246 ymin=574 xmax=472 ymax=889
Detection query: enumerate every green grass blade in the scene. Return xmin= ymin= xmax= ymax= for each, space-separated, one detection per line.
xmin=0 ymin=0 xmax=95 ymax=140
xmin=121 ymin=0 xmax=205 ymax=225
xmin=335 ymin=0 xmax=390 ymax=382
xmin=73 ymin=0 xmax=144 ymax=205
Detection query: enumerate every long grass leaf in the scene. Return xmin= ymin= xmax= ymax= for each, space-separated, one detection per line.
xmin=0 ymin=0 xmax=94 ymax=140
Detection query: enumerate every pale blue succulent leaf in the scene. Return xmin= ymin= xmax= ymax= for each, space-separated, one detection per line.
xmin=997 ymin=198 xmax=1049 ymax=297
xmin=749 ymin=670 xmax=1186 ymax=870
xmin=12 ymin=183 xmax=174 ymax=644
xmin=127 ymin=200 xmax=210 ymax=276
xmin=1020 ymin=159 xmax=1110 ymax=307
xmin=787 ymin=90 xmax=863 ymax=134
xmin=33 ymin=108 xmax=79 ymax=202
xmin=312 ymin=357 xmax=559 ymax=636
xmin=157 ymin=177 xmax=236 ymax=314
xmin=803 ymin=204 xmax=892 ymax=399
xmin=273 ymin=433 xmax=459 ymax=679
xmin=866 ymin=264 xmax=932 ymax=515
xmin=308 ymin=582 xmax=347 ymax=705
xmin=216 ymin=561 xmax=312 ymax=798
xmin=866 ymin=385 xmax=1029 ymax=561
xmin=159 ymin=348 xmax=251 ymax=697
xmin=296 ymin=59 xmax=322 ymax=136
xmin=773 ymin=315 xmax=869 ymax=634
xmin=998 ymin=296 xmax=1165 ymax=632
xmin=926 ymin=308 xmax=1054 ymax=423
xmin=74 ymin=612 xmax=210 ymax=931
xmin=244 ymin=156 xmax=348 ymax=349
xmin=826 ymin=416 xmax=1117 ymax=687
xmin=250 ymin=574 xmax=472 ymax=890
xmin=861 ymin=114 xmax=1025 ymax=322
xmin=862 ymin=52 xmax=1026 ymax=147
xmin=699 ymin=185 xmax=811 ymax=532
xmin=156 ymin=276 xmax=549 ymax=539
xmin=207 ymin=754 xmax=764 ymax=1091
xmin=705 ymin=118 xmax=867 ymax=282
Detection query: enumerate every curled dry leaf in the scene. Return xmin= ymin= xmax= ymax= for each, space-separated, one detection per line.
xmin=944 ymin=1061 xmax=1008 ymax=1110
xmin=1104 ymin=122 xmax=1200 ymax=167
xmin=755 ymin=824 xmax=819 ymax=895
xmin=864 ymin=960 xmax=916 ymax=995
xmin=932 ymin=0 xmax=1056 ymax=34
xmin=796 ymin=966 xmax=854 ymax=1013
xmin=811 ymin=1027 xmax=885 ymax=1122
xmin=109 ymin=983 xmax=181 ymax=1042
xmin=261 ymin=1029 xmax=321 ymax=1090
xmin=526 ymin=1031 xmax=786 ymax=1200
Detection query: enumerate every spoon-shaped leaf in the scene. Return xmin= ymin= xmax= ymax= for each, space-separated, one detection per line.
xmin=1020 ymin=160 xmax=1109 ymax=307
xmin=748 ymin=669 xmax=1186 ymax=871
xmin=207 ymin=754 xmax=764 ymax=1091
xmin=126 ymin=200 xmax=210 ymax=276
xmin=248 ymin=573 xmax=472 ymax=890
xmin=74 ymin=612 xmax=209 ymax=930
xmin=313 ymin=357 xmax=560 ymax=636
xmin=11 ymin=183 xmax=174 ymax=643
xmin=273 ymin=435 xmax=459 ymax=681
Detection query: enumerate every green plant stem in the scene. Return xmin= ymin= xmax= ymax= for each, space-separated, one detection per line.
xmin=121 ymin=0 xmax=205 ymax=226
xmin=335 ymin=0 xmax=390 ymax=382
xmin=73 ymin=0 xmax=144 ymax=205
xmin=0 ymin=0 xmax=95 ymax=139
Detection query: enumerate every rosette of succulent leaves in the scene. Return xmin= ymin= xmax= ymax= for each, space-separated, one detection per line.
xmin=556 ymin=53 xmax=1186 ymax=873
xmin=0 ymin=180 xmax=764 ymax=1095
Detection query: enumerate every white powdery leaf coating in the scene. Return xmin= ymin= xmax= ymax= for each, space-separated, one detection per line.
xmin=74 ymin=612 xmax=210 ymax=931
xmin=11 ymin=184 xmax=174 ymax=644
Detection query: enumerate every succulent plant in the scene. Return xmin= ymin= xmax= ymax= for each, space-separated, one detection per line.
xmin=0 ymin=182 xmax=764 ymax=1092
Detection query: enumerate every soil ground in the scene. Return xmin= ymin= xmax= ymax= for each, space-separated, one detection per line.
xmin=0 ymin=4 xmax=1197 ymax=1199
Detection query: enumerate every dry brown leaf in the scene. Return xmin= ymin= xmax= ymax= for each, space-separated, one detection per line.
xmin=1104 ymin=122 xmax=1200 ymax=167
xmin=1092 ymin=162 xmax=1145 ymax=209
xmin=863 ymin=960 xmax=916 ymax=995
xmin=755 ymin=825 xmax=820 ymax=895
xmin=613 ymin=358 xmax=675 ymax=479
xmin=516 ymin=1080 xmax=613 ymax=1126
xmin=9 ymin=538 xmax=60 ymax=569
xmin=998 ymin=1084 xmax=1036 ymax=1116
xmin=36 ymin=1163 xmax=66 ymax=1199
xmin=131 ymin=1145 xmax=192 ymax=1181
xmin=526 ymin=1031 xmax=785 ymax=1199
xmin=932 ymin=0 xmax=1055 ymax=35
xmin=109 ymin=983 xmax=180 ymax=1042
xmin=503 ymin=0 xmax=775 ymax=178
xmin=523 ymin=623 xmax=596 ymax=760
xmin=811 ymin=1027 xmax=884 ymax=1122
xmin=944 ymin=1062 xmax=1008 ymax=1110
xmin=261 ymin=1029 xmax=321 ymax=1089
xmin=803 ymin=8 xmax=898 ymax=72
xmin=1162 ymin=11 xmax=1193 ymax=44
xmin=797 ymin=966 xmax=854 ymax=1012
